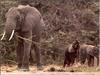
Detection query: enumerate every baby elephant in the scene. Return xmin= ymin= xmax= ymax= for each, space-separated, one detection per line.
xmin=79 ymin=44 xmax=99 ymax=66
xmin=63 ymin=40 xmax=80 ymax=67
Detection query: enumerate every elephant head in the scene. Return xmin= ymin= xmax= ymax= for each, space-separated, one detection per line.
xmin=1 ymin=6 xmax=25 ymax=41
xmin=72 ymin=40 xmax=80 ymax=51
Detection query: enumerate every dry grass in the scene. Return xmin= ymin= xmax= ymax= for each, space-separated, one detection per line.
xmin=1 ymin=64 xmax=100 ymax=72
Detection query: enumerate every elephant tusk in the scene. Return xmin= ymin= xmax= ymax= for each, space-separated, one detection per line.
xmin=1 ymin=31 xmax=6 ymax=40
xmin=9 ymin=30 xmax=15 ymax=41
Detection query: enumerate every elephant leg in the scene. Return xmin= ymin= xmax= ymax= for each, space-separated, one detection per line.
xmin=87 ymin=54 xmax=92 ymax=66
xmin=32 ymin=32 xmax=43 ymax=69
xmin=67 ymin=58 xmax=71 ymax=66
xmin=33 ymin=44 xmax=41 ymax=67
xmin=63 ymin=51 xmax=71 ymax=67
xmin=22 ymin=32 xmax=32 ymax=70
xmin=91 ymin=56 xmax=94 ymax=66
xmin=81 ymin=58 xmax=86 ymax=65
xmin=29 ymin=50 xmax=34 ymax=64
xmin=96 ymin=56 xmax=99 ymax=66
xmin=80 ymin=54 xmax=86 ymax=65
xmin=71 ymin=57 xmax=75 ymax=65
xmin=79 ymin=50 xmax=86 ymax=65
xmin=63 ymin=55 xmax=67 ymax=68
xmin=70 ymin=56 xmax=74 ymax=66
xmin=16 ymin=37 xmax=24 ymax=69
xmin=67 ymin=54 xmax=71 ymax=66
xmin=87 ymin=54 xmax=90 ymax=66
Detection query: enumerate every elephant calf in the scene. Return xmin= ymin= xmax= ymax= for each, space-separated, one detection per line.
xmin=1 ymin=5 xmax=45 ymax=71
xmin=63 ymin=40 xmax=80 ymax=67
xmin=79 ymin=44 xmax=99 ymax=66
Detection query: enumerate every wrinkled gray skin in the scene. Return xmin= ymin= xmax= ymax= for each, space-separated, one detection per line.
xmin=79 ymin=44 xmax=99 ymax=66
xmin=4 ymin=5 xmax=44 ymax=71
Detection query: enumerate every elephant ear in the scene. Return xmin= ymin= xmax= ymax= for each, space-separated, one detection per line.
xmin=6 ymin=7 xmax=17 ymax=18
xmin=72 ymin=40 xmax=80 ymax=50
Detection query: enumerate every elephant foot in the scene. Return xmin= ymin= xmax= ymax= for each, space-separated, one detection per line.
xmin=17 ymin=67 xmax=29 ymax=72
xmin=66 ymin=64 xmax=71 ymax=67
xmin=88 ymin=64 xmax=94 ymax=67
xmin=17 ymin=64 xmax=22 ymax=69
xmin=37 ymin=64 xmax=43 ymax=70
xmin=18 ymin=68 xmax=29 ymax=72
xmin=17 ymin=64 xmax=29 ymax=71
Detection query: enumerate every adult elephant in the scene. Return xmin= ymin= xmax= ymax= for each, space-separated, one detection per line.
xmin=79 ymin=44 xmax=99 ymax=66
xmin=1 ymin=5 xmax=45 ymax=71
xmin=63 ymin=40 xmax=80 ymax=67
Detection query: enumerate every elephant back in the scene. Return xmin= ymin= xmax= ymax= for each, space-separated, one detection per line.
xmin=87 ymin=45 xmax=99 ymax=57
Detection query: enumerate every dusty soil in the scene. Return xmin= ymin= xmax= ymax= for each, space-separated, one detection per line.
xmin=1 ymin=64 xmax=100 ymax=73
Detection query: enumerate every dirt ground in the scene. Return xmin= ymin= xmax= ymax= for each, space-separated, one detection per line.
xmin=1 ymin=64 xmax=100 ymax=73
